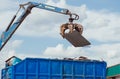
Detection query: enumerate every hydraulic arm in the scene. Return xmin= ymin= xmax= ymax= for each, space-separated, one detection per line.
xmin=0 ymin=2 xmax=80 ymax=51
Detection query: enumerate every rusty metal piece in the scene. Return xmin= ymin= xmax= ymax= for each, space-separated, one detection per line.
xmin=60 ymin=23 xmax=83 ymax=38
xmin=78 ymin=56 xmax=88 ymax=60
xmin=63 ymin=58 xmax=73 ymax=60
xmin=60 ymin=23 xmax=69 ymax=38
xmin=74 ymin=23 xmax=83 ymax=34
xmin=64 ymin=30 xmax=90 ymax=47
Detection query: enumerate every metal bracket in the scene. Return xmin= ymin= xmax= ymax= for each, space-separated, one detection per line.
xmin=63 ymin=30 xmax=91 ymax=47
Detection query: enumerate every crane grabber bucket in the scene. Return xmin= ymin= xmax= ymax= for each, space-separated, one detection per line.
xmin=60 ymin=13 xmax=91 ymax=47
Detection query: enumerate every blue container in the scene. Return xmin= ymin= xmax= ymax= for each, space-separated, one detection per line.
xmin=1 ymin=58 xmax=106 ymax=79
xmin=5 ymin=56 xmax=22 ymax=67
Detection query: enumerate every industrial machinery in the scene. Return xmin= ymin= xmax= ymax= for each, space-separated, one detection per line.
xmin=0 ymin=2 xmax=90 ymax=51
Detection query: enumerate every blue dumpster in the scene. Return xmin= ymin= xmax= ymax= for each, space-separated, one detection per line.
xmin=1 ymin=57 xmax=106 ymax=79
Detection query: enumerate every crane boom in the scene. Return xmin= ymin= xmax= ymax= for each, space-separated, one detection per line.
xmin=31 ymin=2 xmax=70 ymax=14
xmin=0 ymin=2 xmax=76 ymax=51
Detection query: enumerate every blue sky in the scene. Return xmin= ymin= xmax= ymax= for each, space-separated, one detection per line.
xmin=67 ymin=0 xmax=120 ymax=12
xmin=0 ymin=0 xmax=120 ymax=71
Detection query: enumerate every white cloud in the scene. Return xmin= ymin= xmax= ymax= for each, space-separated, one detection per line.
xmin=83 ymin=10 xmax=120 ymax=42
xmin=43 ymin=44 xmax=84 ymax=58
xmin=41 ymin=43 xmax=120 ymax=66
xmin=0 ymin=40 xmax=23 ymax=71
xmin=0 ymin=0 xmax=16 ymax=11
